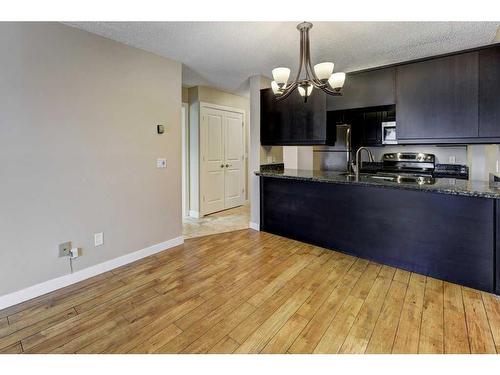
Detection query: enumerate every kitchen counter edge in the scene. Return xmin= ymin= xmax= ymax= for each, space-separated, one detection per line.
xmin=255 ymin=169 xmax=500 ymax=199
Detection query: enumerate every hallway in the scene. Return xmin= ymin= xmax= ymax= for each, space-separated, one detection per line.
xmin=183 ymin=205 xmax=250 ymax=239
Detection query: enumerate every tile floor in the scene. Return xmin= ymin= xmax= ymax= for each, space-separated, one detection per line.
xmin=182 ymin=204 xmax=250 ymax=239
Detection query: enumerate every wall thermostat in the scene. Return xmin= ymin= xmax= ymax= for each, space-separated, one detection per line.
xmin=157 ymin=124 xmax=165 ymax=134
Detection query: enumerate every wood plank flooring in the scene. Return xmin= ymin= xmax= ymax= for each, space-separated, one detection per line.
xmin=1 ymin=229 xmax=499 ymax=354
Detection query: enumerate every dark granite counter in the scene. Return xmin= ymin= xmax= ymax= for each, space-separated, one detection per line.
xmin=255 ymin=168 xmax=500 ymax=199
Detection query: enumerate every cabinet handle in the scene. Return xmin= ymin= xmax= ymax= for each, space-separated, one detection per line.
xmin=225 ymin=164 xmax=230 ymax=168
xmin=220 ymin=164 xmax=224 ymax=168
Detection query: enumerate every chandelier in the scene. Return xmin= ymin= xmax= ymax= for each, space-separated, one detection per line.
xmin=271 ymin=22 xmax=346 ymax=102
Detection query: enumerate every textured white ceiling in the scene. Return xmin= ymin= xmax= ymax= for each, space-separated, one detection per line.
xmin=66 ymin=22 xmax=499 ymax=95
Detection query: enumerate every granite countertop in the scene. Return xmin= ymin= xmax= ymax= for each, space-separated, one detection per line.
xmin=255 ymin=168 xmax=500 ymax=199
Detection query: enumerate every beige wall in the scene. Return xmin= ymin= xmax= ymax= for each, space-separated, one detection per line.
xmin=467 ymin=144 xmax=500 ymax=180
xmin=187 ymin=87 xmax=200 ymax=213
xmin=0 ymin=23 xmax=182 ymax=296
xmin=494 ymin=26 xmax=500 ymax=42
xmin=197 ymin=86 xmax=250 ymax=117
xmin=187 ymin=86 xmax=250 ymax=214
xmin=249 ymin=75 xmax=272 ymax=227
xmin=283 ymin=146 xmax=313 ymax=170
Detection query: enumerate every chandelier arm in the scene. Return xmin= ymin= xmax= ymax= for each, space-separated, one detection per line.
xmin=304 ymin=57 xmax=315 ymax=83
xmin=280 ymin=28 xmax=307 ymax=96
xmin=318 ymin=85 xmax=343 ymax=96
xmin=275 ymin=82 xmax=299 ymax=101
xmin=304 ymin=30 xmax=313 ymax=81
xmin=303 ymin=29 xmax=313 ymax=76
xmin=304 ymin=28 xmax=324 ymax=86
xmin=291 ymin=29 xmax=305 ymax=84
xmin=310 ymin=80 xmax=326 ymax=89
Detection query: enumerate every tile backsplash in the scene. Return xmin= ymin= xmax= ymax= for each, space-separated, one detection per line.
xmin=369 ymin=144 xmax=500 ymax=181
xmin=262 ymin=144 xmax=500 ymax=182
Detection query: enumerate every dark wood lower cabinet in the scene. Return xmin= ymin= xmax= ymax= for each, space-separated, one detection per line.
xmin=260 ymin=177 xmax=496 ymax=292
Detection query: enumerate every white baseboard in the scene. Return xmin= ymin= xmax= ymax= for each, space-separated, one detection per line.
xmin=189 ymin=210 xmax=200 ymax=219
xmin=249 ymin=221 xmax=260 ymax=231
xmin=0 ymin=236 xmax=184 ymax=310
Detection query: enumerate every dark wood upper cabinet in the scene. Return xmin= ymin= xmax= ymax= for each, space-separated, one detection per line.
xmin=361 ymin=110 xmax=383 ymax=145
xmin=396 ymin=52 xmax=479 ymax=142
xmin=326 ymin=68 xmax=395 ymax=111
xmin=261 ymin=44 xmax=500 ymax=146
xmin=261 ymin=87 xmax=327 ymax=145
xmin=479 ymin=46 xmax=500 ymax=138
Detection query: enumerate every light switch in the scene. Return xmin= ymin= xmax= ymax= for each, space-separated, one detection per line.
xmin=94 ymin=232 xmax=104 ymax=247
xmin=156 ymin=158 xmax=167 ymax=168
xmin=449 ymin=156 xmax=456 ymax=164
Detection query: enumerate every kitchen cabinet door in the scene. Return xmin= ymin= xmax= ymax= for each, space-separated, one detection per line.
xmin=362 ymin=110 xmax=383 ymax=145
xmin=260 ymin=88 xmax=290 ymax=145
xmin=396 ymin=52 xmax=479 ymax=142
xmin=326 ymin=67 xmax=395 ymax=111
xmin=479 ymin=46 xmax=500 ymax=137
xmin=260 ymin=88 xmax=327 ymax=145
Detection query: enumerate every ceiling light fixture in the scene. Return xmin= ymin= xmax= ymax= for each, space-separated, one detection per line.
xmin=271 ymin=22 xmax=346 ymax=102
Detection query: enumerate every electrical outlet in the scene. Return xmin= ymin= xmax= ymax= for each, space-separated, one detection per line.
xmin=94 ymin=232 xmax=104 ymax=247
xmin=156 ymin=158 xmax=167 ymax=168
xmin=449 ymin=156 xmax=456 ymax=164
xmin=70 ymin=248 xmax=80 ymax=259
xmin=58 ymin=241 xmax=72 ymax=257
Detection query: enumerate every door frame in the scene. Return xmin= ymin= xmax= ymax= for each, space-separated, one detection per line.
xmin=199 ymin=102 xmax=246 ymax=217
xmin=181 ymin=102 xmax=190 ymax=218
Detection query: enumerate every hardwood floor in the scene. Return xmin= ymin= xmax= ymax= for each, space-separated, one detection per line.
xmin=1 ymin=229 xmax=499 ymax=354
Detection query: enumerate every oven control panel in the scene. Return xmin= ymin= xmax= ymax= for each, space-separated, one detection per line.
xmin=383 ymin=152 xmax=435 ymax=163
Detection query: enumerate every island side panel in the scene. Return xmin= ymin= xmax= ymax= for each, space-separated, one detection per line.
xmin=497 ymin=199 xmax=500 ymax=295
xmin=260 ymin=176 xmax=495 ymax=292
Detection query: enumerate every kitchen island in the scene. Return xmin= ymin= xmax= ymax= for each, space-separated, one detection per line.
xmin=256 ymin=168 xmax=500 ymax=294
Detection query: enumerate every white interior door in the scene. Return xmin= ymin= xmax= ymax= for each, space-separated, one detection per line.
xmin=224 ymin=111 xmax=245 ymax=209
xmin=201 ymin=108 xmax=225 ymax=214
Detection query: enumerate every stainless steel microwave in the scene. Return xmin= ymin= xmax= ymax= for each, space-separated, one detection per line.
xmin=382 ymin=121 xmax=397 ymax=145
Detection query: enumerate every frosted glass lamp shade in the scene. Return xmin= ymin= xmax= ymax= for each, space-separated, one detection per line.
xmin=328 ymin=72 xmax=346 ymax=90
xmin=314 ymin=62 xmax=334 ymax=81
xmin=271 ymin=81 xmax=282 ymax=95
xmin=272 ymin=67 xmax=291 ymax=87
xmin=298 ymin=84 xmax=313 ymax=97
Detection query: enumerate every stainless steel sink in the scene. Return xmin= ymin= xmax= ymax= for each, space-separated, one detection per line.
xmin=366 ymin=175 xmax=396 ymax=181
xmin=338 ymin=172 xmax=356 ymax=177
xmin=338 ymin=172 xmax=396 ymax=182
